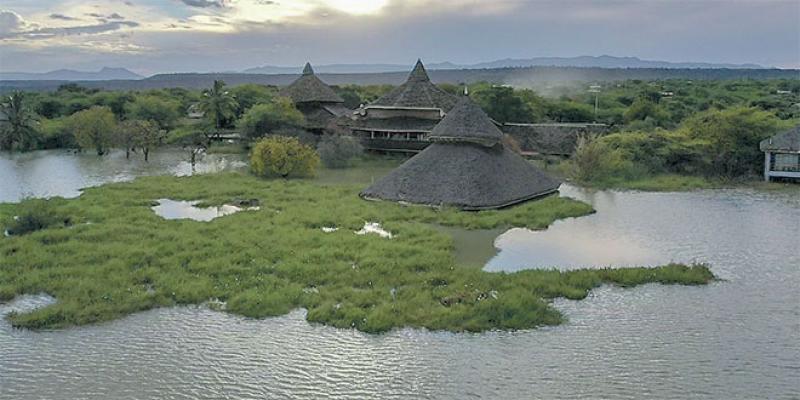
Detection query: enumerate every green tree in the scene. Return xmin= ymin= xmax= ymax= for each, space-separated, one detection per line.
xmin=471 ymin=83 xmax=535 ymax=123
xmin=238 ymin=97 xmax=305 ymax=140
xmin=682 ymin=107 xmax=779 ymax=177
xmin=200 ymin=80 xmax=239 ymax=130
xmin=317 ymin=135 xmax=363 ymax=168
xmin=250 ymin=136 xmax=320 ymax=178
xmin=117 ymin=119 xmax=164 ymax=161
xmin=67 ymin=106 xmax=117 ymax=155
xmin=0 ymin=91 xmax=39 ymax=151
xmin=126 ymin=95 xmax=181 ymax=130
xmin=230 ymin=84 xmax=275 ymax=116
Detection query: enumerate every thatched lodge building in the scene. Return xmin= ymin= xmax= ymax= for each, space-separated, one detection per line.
xmin=350 ymin=60 xmax=459 ymax=152
xmin=501 ymin=122 xmax=608 ymax=156
xmin=280 ymin=63 xmax=350 ymax=133
xmin=760 ymin=125 xmax=800 ymax=182
xmin=360 ymin=98 xmax=561 ymax=210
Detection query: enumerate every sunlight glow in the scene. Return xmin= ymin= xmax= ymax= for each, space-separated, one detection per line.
xmin=322 ymin=0 xmax=389 ymax=15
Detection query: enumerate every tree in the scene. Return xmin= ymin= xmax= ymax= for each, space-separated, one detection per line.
xmin=682 ymin=107 xmax=779 ymax=177
xmin=230 ymin=84 xmax=275 ymax=116
xmin=317 ymin=135 xmax=363 ymax=168
xmin=117 ymin=119 xmax=164 ymax=161
xmin=125 ymin=95 xmax=181 ymax=130
xmin=470 ymin=83 xmax=536 ymax=123
xmin=67 ymin=106 xmax=117 ymax=155
xmin=200 ymin=80 xmax=238 ymax=131
xmin=250 ymin=136 xmax=319 ymax=178
xmin=238 ymin=98 xmax=305 ymax=140
xmin=0 ymin=91 xmax=39 ymax=151
xmin=169 ymin=128 xmax=207 ymax=173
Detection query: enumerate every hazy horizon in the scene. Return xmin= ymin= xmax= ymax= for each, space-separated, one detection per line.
xmin=1 ymin=0 xmax=798 ymax=75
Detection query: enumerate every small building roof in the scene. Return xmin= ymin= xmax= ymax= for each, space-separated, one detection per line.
xmin=429 ymin=97 xmax=503 ymax=147
xmin=368 ymin=60 xmax=458 ymax=111
xmin=760 ymin=125 xmax=800 ymax=152
xmin=280 ymin=62 xmax=344 ymax=104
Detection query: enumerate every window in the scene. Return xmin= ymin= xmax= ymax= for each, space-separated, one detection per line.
xmin=774 ymin=153 xmax=800 ymax=172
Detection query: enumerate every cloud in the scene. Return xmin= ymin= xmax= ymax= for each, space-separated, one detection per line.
xmin=0 ymin=10 xmax=35 ymax=36
xmin=180 ymin=0 xmax=226 ymax=8
xmin=1 ymin=19 xmax=139 ymax=39
xmin=49 ymin=13 xmax=79 ymax=21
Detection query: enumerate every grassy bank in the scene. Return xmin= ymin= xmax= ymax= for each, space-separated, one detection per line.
xmin=0 ymin=172 xmax=714 ymax=333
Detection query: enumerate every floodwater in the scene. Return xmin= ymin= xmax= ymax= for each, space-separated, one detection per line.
xmin=152 ymin=199 xmax=257 ymax=222
xmin=1 ymin=150 xmax=799 ymax=399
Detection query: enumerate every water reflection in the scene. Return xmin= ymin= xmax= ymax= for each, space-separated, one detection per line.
xmin=151 ymin=199 xmax=257 ymax=222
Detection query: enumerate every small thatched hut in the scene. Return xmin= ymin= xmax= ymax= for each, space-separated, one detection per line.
xmin=350 ymin=59 xmax=458 ymax=152
xmin=360 ymin=98 xmax=561 ymax=210
xmin=280 ymin=62 xmax=350 ymax=133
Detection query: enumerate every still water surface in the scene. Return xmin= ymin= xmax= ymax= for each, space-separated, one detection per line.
xmin=1 ymin=150 xmax=799 ymax=399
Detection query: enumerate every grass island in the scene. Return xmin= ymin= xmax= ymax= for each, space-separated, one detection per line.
xmin=0 ymin=172 xmax=715 ymax=333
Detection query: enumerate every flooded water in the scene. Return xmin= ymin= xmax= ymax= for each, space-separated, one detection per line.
xmin=0 ymin=149 xmax=247 ymax=203
xmin=1 ymin=151 xmax=799 ymax=399
xmin=152 ymin=199 xmax=258 ymax=221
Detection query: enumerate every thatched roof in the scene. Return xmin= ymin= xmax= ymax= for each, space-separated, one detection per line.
xmin=501 ymin=122 xmax=608 ymax=156
xmin=360 ymin=97 xmax=560 ymax=210
xmin=760 ymin=125 xmax=800 ymax=152
xmin=369 ymin=60 xmax=458 ymax=111
xmin=280 ymin=62 xmax=344 ymax=104
xmin=429 ymin=98 xmax=503 ymax=147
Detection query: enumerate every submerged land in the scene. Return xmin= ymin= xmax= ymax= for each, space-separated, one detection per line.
xmin=0 ymin=172 xmax=715 ymax=333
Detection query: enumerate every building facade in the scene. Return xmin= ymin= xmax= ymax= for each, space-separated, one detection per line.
xmin=760 ymin=125 xmax=800 ymax=182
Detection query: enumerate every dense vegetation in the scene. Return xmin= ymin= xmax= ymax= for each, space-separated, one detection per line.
xmin=1 ymin=78 xmax=798 ymax=185
xmin=0 ymin=172 xmax=715 ymax=332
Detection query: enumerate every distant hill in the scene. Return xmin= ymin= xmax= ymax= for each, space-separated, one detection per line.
xmin=243 ymin=56 xmax=764 ymax=74
xmin=1 ymin=66 xmax=796 ymax=93
xmin=0 ymin=67 xmax=143 ymax=81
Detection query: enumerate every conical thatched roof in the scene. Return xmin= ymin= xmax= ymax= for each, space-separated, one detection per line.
xmin=280 ymin=62 xmax=343 ymax=104
xmin=429 ymin=98 xmax=503 ymax=147
xmin=760 ymin=125 xmax=800 ymax=152
xmin=360 ymin=98 xmax=561 ymax=210
xmin=369 ymin=60 xmax=458 ymax=111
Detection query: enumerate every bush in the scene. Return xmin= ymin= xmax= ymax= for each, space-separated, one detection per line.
xmin=4 ymin=199 xmax=71 ymax=236
xmin=317 ymin=135 xmax=363 ymax=168
xmin=250 ymin=136 xmax=320 ymax=178
xmin=238 ymin=98 xmax=305 ymax=140
xmin=569 ymin=134 xmax=635 ymax=182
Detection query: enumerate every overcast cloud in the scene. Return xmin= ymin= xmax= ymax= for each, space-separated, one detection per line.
xmin=0 ymin=0 xmax=797 ymax=75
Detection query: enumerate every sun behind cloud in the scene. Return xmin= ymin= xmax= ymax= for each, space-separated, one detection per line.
xmin=323 ymin=0 xmax=389 ymax=15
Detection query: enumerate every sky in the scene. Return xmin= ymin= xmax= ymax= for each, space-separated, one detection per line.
xmin=0 ymin=0 xmax=798 ymax=75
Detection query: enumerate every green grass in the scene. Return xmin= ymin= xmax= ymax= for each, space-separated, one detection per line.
xmin=0 ymin=172 xmax=715 ymax=333
xmin=588 ymin=174 xmax=720 ymax=192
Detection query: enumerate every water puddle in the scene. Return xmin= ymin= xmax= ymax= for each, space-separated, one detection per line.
xmin=152 ymin=199 xmax=260 ymax=222
xmin=355 ymin=222 xmax=393 ymax=238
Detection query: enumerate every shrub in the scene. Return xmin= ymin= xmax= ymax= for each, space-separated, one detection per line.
xmin=250 ymin=136 xmax=320 ymax=178
xmin=4 ymin=199 xmax=71 ymax=236
xmin=569 ymin=134 xmax=635 ymax=182
xmin=317 ymin=135 xmax=363 ymax=168
xmin=238 ymin=98 xmax=305 ymax=140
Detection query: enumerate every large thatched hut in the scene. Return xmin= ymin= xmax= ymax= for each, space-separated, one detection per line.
xmin=350 ymin=59 xmax=458 ymax=152
xmin=360 ymin=98 xmax=561 ymax=210
xmin=280 ymin=62 xmax=350 ymax=133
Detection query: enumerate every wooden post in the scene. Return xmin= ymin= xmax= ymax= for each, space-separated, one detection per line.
xmin=764 ymin=152 xmax=771 ymax=182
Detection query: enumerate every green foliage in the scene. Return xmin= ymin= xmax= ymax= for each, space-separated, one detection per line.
xmin=250 ymin=136 xmax=320 ymax=178
xmin=66 ymin=106 xmax=117 ymax=155
xmin=200 ymin=80 xmax=239 ymax=129
xmin=116 ymin=119 xmax=165 ymax=161
xmin=332 ymin=84 xmax=393 ymax=109
xmin=125 ymin=95 xmax=181 ymax=130
xmin=37 ymin=117 xmax=76 ymax=149
xmin=0 ymin=172 xmax=714 ymax=332
xmin=0 ymin=91 xmax=40 ymax=151
xmin=471 ymin=83 xmax=537 ymax=123
xmin=238 ymin=97 xmax=305 ymax=140
xmin=229 ymin=84 xmax=276 ymax=116
xmin=569 ymin=134 xmax=635 ymax=182
xmin=546 ymin=100 xmax=595 ymax=122
xmin=682 ymin=106 xmax=780 ymax=177
xmin=3 ymin=198 xmax=72 ymax=236
xmin=317 ymin=135 xmax=363 ymax=168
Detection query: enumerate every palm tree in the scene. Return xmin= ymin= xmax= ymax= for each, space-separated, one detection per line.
xmin=1 ymin=91 xmax=39 ymax=151
xmin=199 ymin=80 xmax=238 ymax=144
